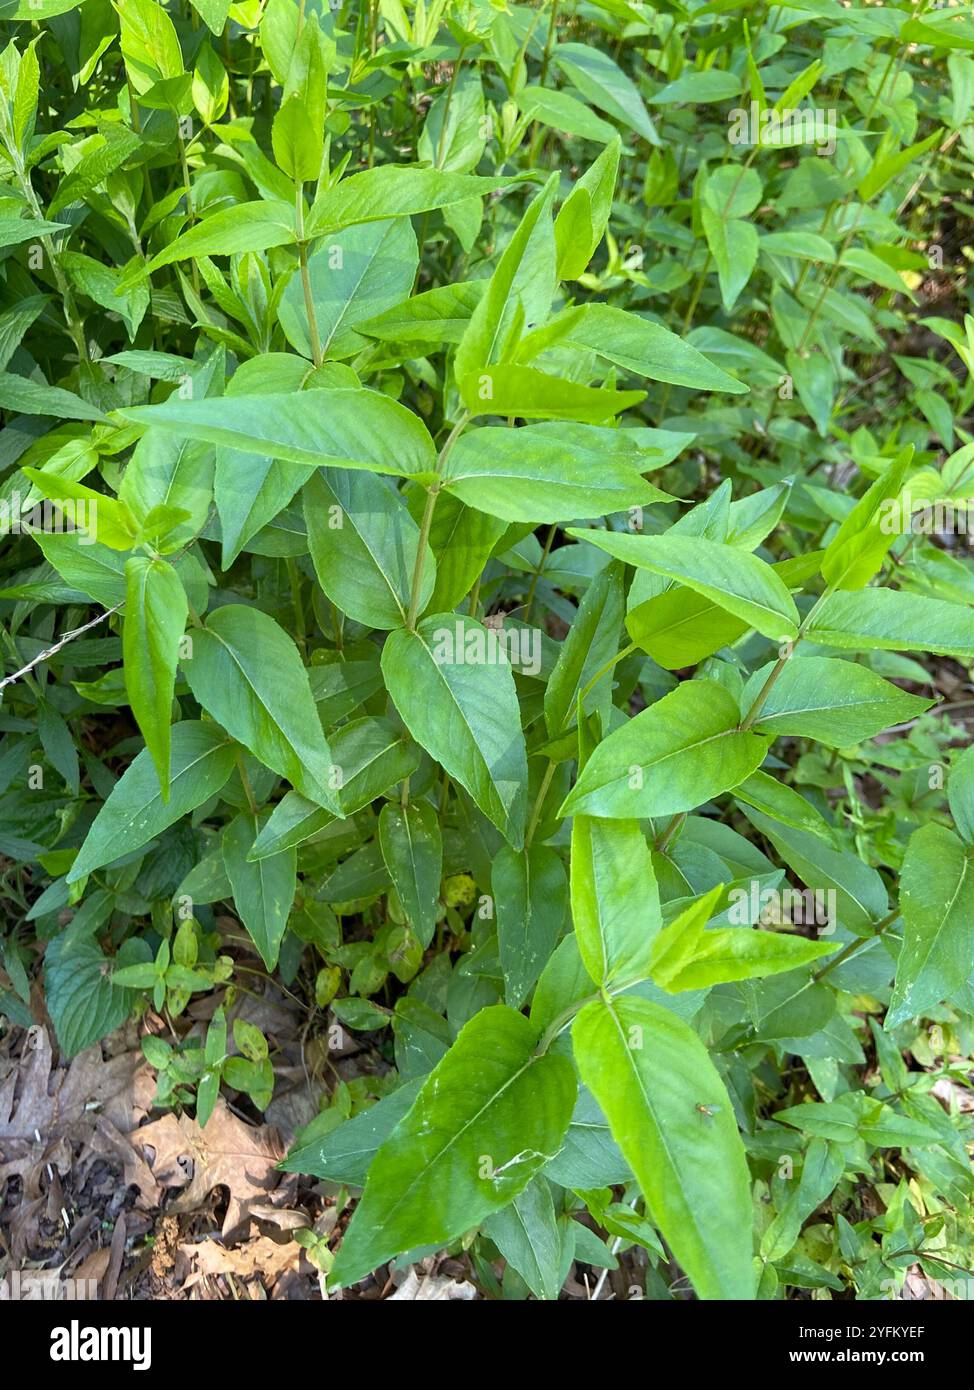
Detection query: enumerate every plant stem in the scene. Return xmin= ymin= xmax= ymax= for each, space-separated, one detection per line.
xmin=655 ymin=811 xmax=686 ymax=853
xmin=575 ymin=640 xmax=637 ymax=715
xmin=406 ymin=412 xmax=470 ymax=629
xmin=295 ymin=183 xmax=323 ymax=366
xmin=813 ymin=908 xmax=899 ymax=983
xmin=525 ymin=758 xmax=557 ymax=850
xmin=524 ymin=523 xmax=557 ymax=622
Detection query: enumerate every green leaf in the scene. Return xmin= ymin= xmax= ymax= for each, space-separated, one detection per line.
xmin=45 ymin=936 xmax=148 ymax=1058
xmin=571 ymin=816 xmax=661 ymax=987
xmin=733 ymin=770 xmax=836 ymax=842
xmin=31 ymin=532 xmax=126 ymax=608
xmin=378 ymin=802 xmax=442 ymax=949
xmin=329 ymin=716 xmax=420 ymax=814
xmin=569 ymin=529 xmax=799 ymax=641
xmin=279 ymin=219 xmax=417 ymax=361
xmin=454 ymin=177 xmax=557 ymax=382
xmin=22 ymin=468 xmax=136 ymax=549
xmin=742 ymin=656 xmax=934 ymax=747
xmin=445 ymin=424 xmax=669 ymax=524
xmin=738 ymin=809 xmax=888 ymax=934
xmin=0 ymin=214 xmax=69 ymax=247
xmin=272 ymin=93 xmax=322 ymax=183
xmin=306 ymin=166 xmax=521 ymax=238
xmin=493 ymin=843 xmax=568 ymax=1008
xmin=948 ymin=745 xmax=974 ymax=845
xmin=123 ymin=557 xmax=187 ymax=801
xmin=117 ymin=431 xmax=214 ymax=553
xmin=329 ymin=1005 xmax=576 ymax=1288
xmin=554 ymin=137 xmax=620 ymax=280
xmin=117 ymin=0 xmax=184 ymax=93
xmin=518 ymin=85 xmax=622 ymax=146
xmin=0 ymin=372 xmax=105 ymax=422
xmin=68 ymin=722 xmax=236 ymax=882
xmin=140 ymin=200 xmax=296 ymax=275
xmin=820 ymin=447 xmax=914 ymax=590
xmin=804 ymin=589 xmax=974 ymax=660
xmin=182 ymin=605 xmax=342 ymax=812
xmin=121 ymin=389 xmax=436 ymax=480
xmin=282 ymin=1080 xmax=425 ymax=1186
xmin=303 ymin=468 xmax=434 ymax=630
xmin=887 ymin=824 xmax=974 ymax=1028
xmin=483 ymin=1177 xmax=564 ymax=1300
xmin=544 ymin=562 xmax=625 ymax=735
xmin=459 ymin=364 xmax=644 ymax=423
xmin=560 ymin=680 xmax=770 ymax=820
xmin=418 ymin=491 xmax=508 ymax=612
xmin=222 ymin=811 xmax=296 ymax=970
xmin=382 ymin=616 xmax=528 ymax=847
xmin=701 ymin=211 xmax=758 ymax=313
xmin=357 ymin=281 xmax=484 ymax=345
xmin=650 ymin=69 xmax=742 ymax=105
xmin=648 ymin=894 xmax=836 ymax=992
xmin=565 ymin=305 xmax=748 ymax=393
xmin=554 ymin=43 xmax=660 ymax=146
xmin=573 ymin=995 xmax=755 ymax=1299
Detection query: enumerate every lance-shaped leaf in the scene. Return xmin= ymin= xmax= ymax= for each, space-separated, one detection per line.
xmin=123 ymin=556 xmax=187 ymax=800
xmin=378 ymin=802 xmax=442 ymax=949
xmin=222 ymin=812 xmax=296 ymax=970
xmin=820 ymin=447 xmax=914 ymax=590
xmin=741 ymin=655 xmax=934 ymax=748
xmin=560 ymin=680 xmax=769 ymax=820
xmin=564 ymin=304 xmax=747 ymax=393
xmin=68 ymin=722 xmax=236 ymax=882
xmin=887 ymin=823 xmax=974 ymax=1028
xmin=482 ymin=1178 xmax=564 ymax=1301
xmin=454 ymin=176 xmax=557 ymax=382
xmin=445 ymin=424 xmax=670 ymax=525
xmin=279 ymin=219 xmax=418 ymax=361
xmin=306 ymin=166 xmax=522 ymax=237
xmin=571 ymin=816 xmax=661 ymax=987
xmin=568 ymin=530 xmax=799 ymax=642
xmin=357 ymin=280 xmax=485 ymax=345
xmin=304 ymin=467 xmax=434 ymax=630
xmin=804 ymin=589 xmax=974 ymax=660
xmin=648 ymin=886 xmax=836 ymax=991
xmin=458 ymin=364 xmax=644 ymax=423
xmin=554 ymin=137 xmax=620 ymax=280
xmin=119 ymin=389 xmax=437 ymax=480
xmin=494 ymin=843 xmax=568 ymax=1007
xmin=382 ymin=615 xmax=528 ymax=847
xmin=545 ymin=561 xmax=625 ymax=736
xmin=182 ymin=604 xmax=342 ymax=812
xmin=141 ymin=199 xmax=297 ymax=276
xmin=573 ymin=995 xmax=755 ymax=1299
xmin=329 ymin=1005 xmax=576 ymax=1288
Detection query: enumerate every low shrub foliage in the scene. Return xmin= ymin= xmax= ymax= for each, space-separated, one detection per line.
xmin=1 ymin=0 xmax=973 ymax=1300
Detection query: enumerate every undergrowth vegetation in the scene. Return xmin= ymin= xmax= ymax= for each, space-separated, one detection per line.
xmin=2 ymin=0 xmax=974 ymax=1301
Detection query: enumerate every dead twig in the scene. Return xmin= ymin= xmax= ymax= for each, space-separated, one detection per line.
xmin=0 ymin=604 xmax=122 ymax=693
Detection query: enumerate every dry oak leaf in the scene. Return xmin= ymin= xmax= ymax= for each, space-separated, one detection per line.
xmin=136 ymin=1098 xmax=285 ymax=1238
xmin=0 ymin=1026 xmax=151 ymax=1186
xmin=177 ymin=1235 xmax=305 ymax=1293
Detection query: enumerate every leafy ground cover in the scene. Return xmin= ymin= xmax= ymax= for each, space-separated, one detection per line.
xmin=1 ymin=0 xmax=974 ymax=1303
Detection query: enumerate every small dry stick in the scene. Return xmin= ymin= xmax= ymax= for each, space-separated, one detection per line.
xmin=0 ymin=604 xmax=122 ymax=693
